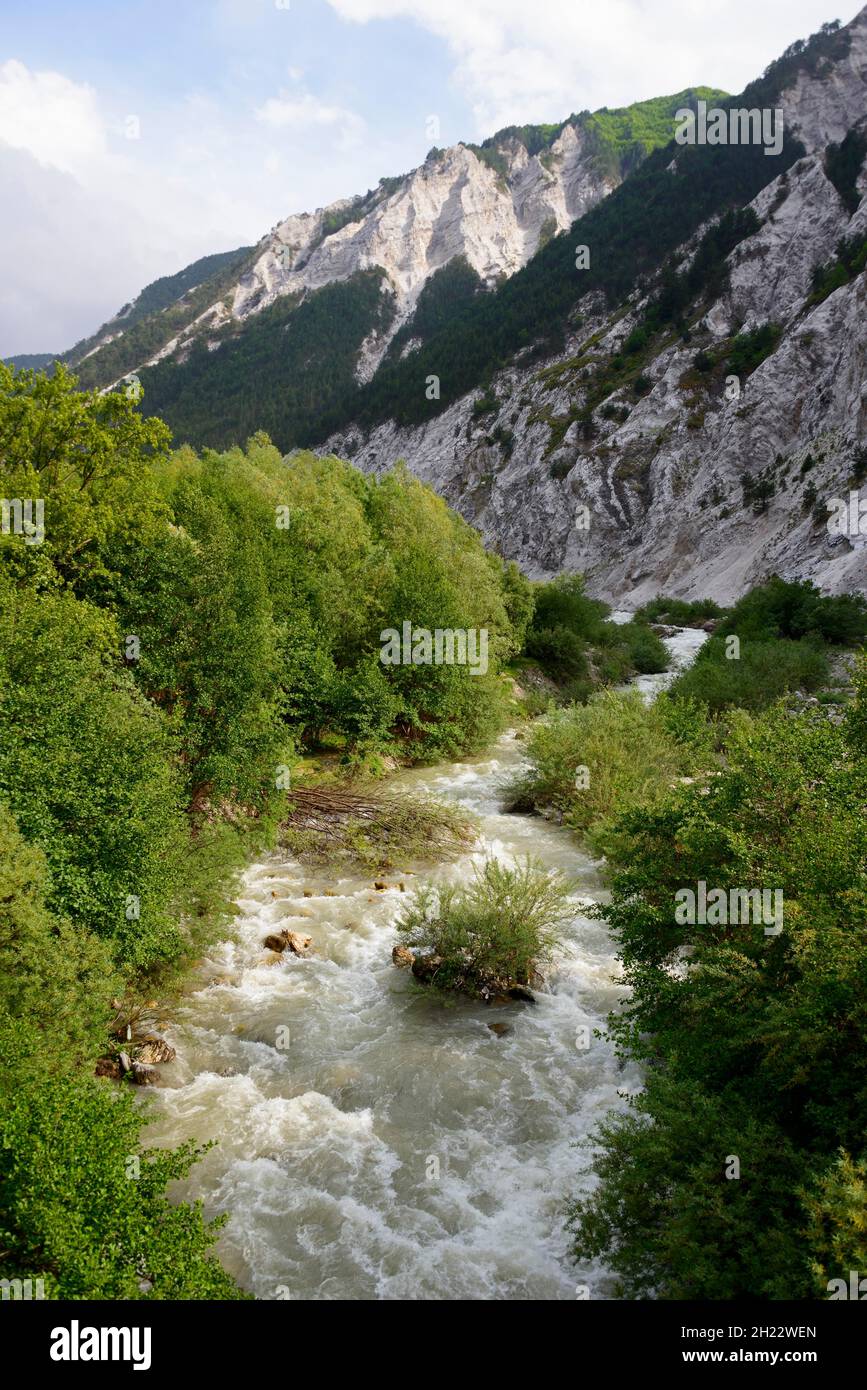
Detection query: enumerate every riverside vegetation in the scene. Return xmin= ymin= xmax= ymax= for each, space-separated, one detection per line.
xmin=0 ymin=365 xmax=667 ymax=1299
xmin=510 ymin=577 xmax=867 ymax=1298
xmin=4 ymin=363 xmax=867 ymax=1301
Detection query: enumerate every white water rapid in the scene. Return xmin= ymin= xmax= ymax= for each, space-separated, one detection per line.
xmin=145 ymin=625 xmax=706 ymax=1300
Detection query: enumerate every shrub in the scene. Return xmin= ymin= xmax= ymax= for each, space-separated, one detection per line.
xmin=395 ymin=857 xmax=573 ymax=997
xmin=510 ymin=689 xmax=690 ymax=854
xmin=619 ymin=620 xmax=669 ymax=674
xmin=525 ymin=624 xmax=588 ymax=681
xmin=718 ymin=577 xmax=867 ymax=646
xmin=727 ymin=322 xmax=782 ymax=377
xmin=0 ymin=1022 xmax=248 ymax=1300
xmin=669 ymin=636 xmax=828 ymax=712
xmin=637 ymin=595 xmax=724 ymax=625
xmin=0 ymin=586 xmax=188 ymax=970
xmin=568 ymin=705 xmax=867 ymax=1298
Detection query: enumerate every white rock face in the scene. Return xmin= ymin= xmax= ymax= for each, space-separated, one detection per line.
xmin=87 ymin=117 xmax=620 ymax=384
xmin=783 ymin=13 xmax=867 ymax=152
xmin=228 ymin=127 xmax=615 ymax=371
xmin=325 ymin=6 xmax=867 ymax=604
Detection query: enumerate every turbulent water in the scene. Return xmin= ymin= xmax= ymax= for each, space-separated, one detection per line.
xmin=146 ymin=625 xmax=706 ymax=1300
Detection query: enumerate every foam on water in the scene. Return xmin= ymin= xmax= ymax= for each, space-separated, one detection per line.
xmin=146 ymin=632 xmax=703 ymax=1300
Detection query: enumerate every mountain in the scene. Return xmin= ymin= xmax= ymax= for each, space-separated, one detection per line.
xmin=1 ymin=352 xmax=59 ymax=370
xmin=54 ymin=90 xmax=725 ymax=413
xmin=29 ymin=11 xmax=867 ymax=607
xmin=319 ymin=10 xmax=867 ymax=606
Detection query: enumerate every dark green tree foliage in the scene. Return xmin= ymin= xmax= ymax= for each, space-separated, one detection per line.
xmin=0 ymin=365 xmax=531 ymax=1298
xmin=67 ymin=247 xmax=256 ymax=390
xmin=0 ymin=806 xmax=118 ymax=1073
xmin=726 ymin=322 xmax=782 ymax=376
xmin=0 ymin=1020 xmax=246 ymax=1300
xmin=0 ymin=580 xmax=188 ymax=970
xmin=0 ymin=809 xmax=245 ymax=1299
xmin=717 ymin=576 xmax=867 ymax=645
xmin=668 ymin=579 xmax=867 ymax=713
xmin=523 ymin=574 xmax=667 ymax=687
xmin=809 ymin=232 xmax=867 ymax=305
xmin=387 ymin=256 xmax=484 ymax=358
xmin=824 ymin=128 xmax=867 ymax=214
xmin=139 ymin=270 xmax=394 ymax=452
xmin=569 ymin=701 xmax=867 ymax=1298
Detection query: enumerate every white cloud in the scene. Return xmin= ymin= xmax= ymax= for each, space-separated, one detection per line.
xmin=325 ymin=0 xmax=861 ymax=132
xmin=0 ymin=59 xmax=374 ymax=354
xmin=255 ymin=90 xmax=365 ymax=146
xmin=0 ymin=59 xmax=106 ymax=175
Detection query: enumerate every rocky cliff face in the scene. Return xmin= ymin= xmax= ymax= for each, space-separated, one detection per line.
xmin=234 ymin=124 xmax=616 ymax=374
xmin=325 ymin=7 xmax=867 ymax=606
xmin=68 ymin=93 xmax=708 ymax=387
xmin=223 ymin=128 xmax=616 ymax=385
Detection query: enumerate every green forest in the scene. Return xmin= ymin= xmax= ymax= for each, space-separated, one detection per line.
xmin=3 ymin=359 xmax=867 ymax=1301
xmin=0 ymin=363 xmax=535 ymax=1296
xmin=3 ymin=366 xmax=667 ymax=1298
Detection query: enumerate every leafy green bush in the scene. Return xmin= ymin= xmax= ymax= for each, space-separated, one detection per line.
xmin=568 ymin=704 xmax=867 ymax=1298
xmin=523 ymin=574 xmax=667 ymax=691
xmin=718 ymin=576 xmax=867 ymax=645
xmin=510 ymin=689 xmax=691 ymax=854
xmin=0 ymin=805 xmax=118 ymax=1074
xmin=0 ymin=1021 xmax=247 ymax=1300
xmin=637 ymin=595 xmax=724 ymax=625
xmin=395 ymin=857 xmax=573 ymax=996
xmin=668 ymin=635 xmax=828 ymax=711
xmin=618 ymin=620 xmax=668 ymax=674
xmin=525 ymin=624 xmax=588 ymax=681
xmin=0 ymin=585 xmax=188 ymax=970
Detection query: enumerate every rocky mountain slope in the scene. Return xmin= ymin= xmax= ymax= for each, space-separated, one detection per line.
xmin=324 ymin=10 xmax=867 ymax=606
xmin=56 ymin=90 xmax=721 ymax=398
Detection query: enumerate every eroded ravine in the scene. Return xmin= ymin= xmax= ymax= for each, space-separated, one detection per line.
xmin=145 ymin=625 xmax=706 ymax=1300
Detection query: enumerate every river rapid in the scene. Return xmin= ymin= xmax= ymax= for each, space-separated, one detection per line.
xmin=145 ymin=623 xmax=707 ymax=1300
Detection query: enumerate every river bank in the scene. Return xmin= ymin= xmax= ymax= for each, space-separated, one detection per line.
xmin=143 ymin=626 xmax=706 ymax=1300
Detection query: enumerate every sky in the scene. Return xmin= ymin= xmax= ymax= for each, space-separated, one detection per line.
xmin=0 ymin=0 xmax=862 ymax=355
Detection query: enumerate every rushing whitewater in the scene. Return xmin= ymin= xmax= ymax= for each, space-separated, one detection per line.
xmin=145 ymin=627 xmax=705 ymax=1300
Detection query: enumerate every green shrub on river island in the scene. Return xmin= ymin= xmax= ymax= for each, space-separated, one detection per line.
xmin=507 ymin=688 xmax=708 ymax=857
xmin=395 ymin=857 xmax=574 ymax=999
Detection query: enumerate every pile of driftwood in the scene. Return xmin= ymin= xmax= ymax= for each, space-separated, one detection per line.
xmin=283 ymin=786 xmax=397 ymax=839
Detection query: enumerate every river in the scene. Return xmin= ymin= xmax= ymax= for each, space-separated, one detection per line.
xmin=145 ymin=623 xmax=707 ymax=1300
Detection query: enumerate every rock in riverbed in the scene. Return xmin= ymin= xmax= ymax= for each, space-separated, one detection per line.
xmin=411 ymin=953 xmax=444 ymax=983
xmin=136 ymin=1037 xmax=176 ymax=1065
xmin=263 ymin=929 xmax=313 ymax=955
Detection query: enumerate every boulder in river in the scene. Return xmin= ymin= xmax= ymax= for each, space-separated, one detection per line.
xmin=507 ymin=985 xmax=537 ymax=1004
xmin=136 ymin=1037 xmax=176 ymax=1065
xmin=392 ymin=945 xmax=415 ymax=968
xmin=263 ymin=929 xmax=313 ymax=955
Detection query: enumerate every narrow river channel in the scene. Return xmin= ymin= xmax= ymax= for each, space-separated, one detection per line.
xmin=145 ymin=623 xmax=707 ymax=1300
